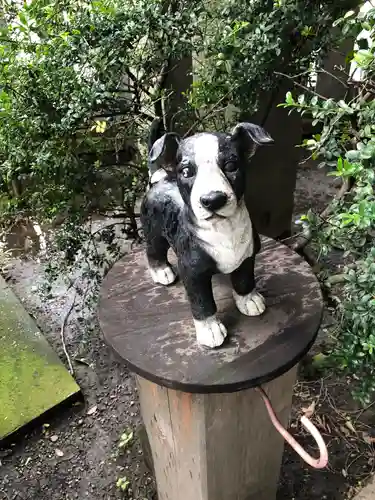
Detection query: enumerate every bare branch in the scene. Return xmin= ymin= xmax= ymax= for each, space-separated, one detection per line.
xmin=184 ymin=85 xmax=239 ymax=137
xmin=319 ymin=67 xmax=349 ymax=89
xmin=275 ymin=71 xmax=328 ymax=100
xmin=60 ymin=290 xmax=77 ymax=375
xmin=286 ymin=178 xmax=351 ymax=252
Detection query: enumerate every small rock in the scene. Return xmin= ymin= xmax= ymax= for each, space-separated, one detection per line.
xmin=50 ymin=435 xmax=58 ymax=443
xmin=55 ymin=449 xmax=64 ymax=457
xmin=87 ymin=405 xmax=97 ymax=416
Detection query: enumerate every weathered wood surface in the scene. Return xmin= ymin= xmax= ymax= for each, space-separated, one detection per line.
xmin=98 ymin=237 xmax=322 ymax=393
xmin=137 ymin=366 xmax=298 ymax=500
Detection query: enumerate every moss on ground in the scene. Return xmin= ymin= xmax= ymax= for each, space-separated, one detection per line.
xmin=0 ymin=276 xmax=79 ymax=439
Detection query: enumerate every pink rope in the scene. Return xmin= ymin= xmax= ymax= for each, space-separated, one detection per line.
xmin=255 ymin=386 xmax=328 ymax=469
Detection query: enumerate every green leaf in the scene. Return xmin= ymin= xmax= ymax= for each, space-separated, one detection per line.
xmin=346 ymin=150 xmax=360 ymax=161
xmin=353 ymin=50 xmax=374 ymax=68
xmin=338 ymin=100 xmax=354 ymax=113
xmin=118 ymin=430 xmax=133 ymax=449
xmin=285 ymin=91 xmax=294 ymax=105
xmin=116 ymin=477 xmax=130 ymax=492
xmin=18 ymin=11 xmax=28 ymax=27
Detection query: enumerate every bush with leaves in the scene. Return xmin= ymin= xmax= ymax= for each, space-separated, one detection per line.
xmin=281 ymin=5 xmax=375 ymax=404
xmin=189 ymin=0 xmax=361 ymax=117
xmin=0 ymin=0 xmax=203 ymax=228
xmin=0 ymin=0 xmax=362 ymax=356
xmin=0 ymin=0 xmax=360 ymax=236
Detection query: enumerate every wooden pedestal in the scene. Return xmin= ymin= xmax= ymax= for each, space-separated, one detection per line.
xmin=137 ymin=366 xmax=297 ymax=500
xmin=98 ymin=237 xmax=323 ymax=500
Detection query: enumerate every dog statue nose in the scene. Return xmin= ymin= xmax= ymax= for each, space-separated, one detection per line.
xmin=200 ymin=191 xmax=228 ymax=211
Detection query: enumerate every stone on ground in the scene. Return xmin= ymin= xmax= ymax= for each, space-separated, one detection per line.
xmin=0 ymin=275 xmax=80 ymax=440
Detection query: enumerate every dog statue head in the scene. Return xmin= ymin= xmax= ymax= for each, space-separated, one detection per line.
xmin=148 ymin=123 xmax=274 ymax=222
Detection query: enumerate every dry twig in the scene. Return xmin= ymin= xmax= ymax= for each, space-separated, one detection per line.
xmin=60 ymin=289 xmax=78 ymax=375
xmin=285 ymin=178 xmax=352 ymax=252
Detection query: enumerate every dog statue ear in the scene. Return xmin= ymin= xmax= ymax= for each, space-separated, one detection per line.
xmin=149 ymin=133 xmax=180 ymax=166
xmin=148 ymin=132 xmax=181 ymax=184
xmin=231 ymin=122 xmax=274 ymax=157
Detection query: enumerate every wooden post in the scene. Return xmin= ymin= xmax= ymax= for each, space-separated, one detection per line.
xmin=242 ymin=80 xmax=302 ymax=240
xmin=137 ymin=366 xmax=297 ymax=500
xmin=163 ymin=55 xmax=193 ymax=135
xmin=98 ymin=237 xmax=323 ymax=500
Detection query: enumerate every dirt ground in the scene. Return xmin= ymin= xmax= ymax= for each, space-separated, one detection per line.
xmin=1 ymin=160 xmax=374 ymax=500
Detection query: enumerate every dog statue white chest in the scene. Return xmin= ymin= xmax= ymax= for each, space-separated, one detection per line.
xmin=195 ymin=199 xmax=254 ymax=274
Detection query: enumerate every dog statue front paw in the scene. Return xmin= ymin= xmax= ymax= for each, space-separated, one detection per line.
xmin=194 ymin=316 xmax=227 ymax=348
xmin=149 ymin=265 xmax=176 ymax=286
xmin=233 ymin=290 xmax=266 ymax=316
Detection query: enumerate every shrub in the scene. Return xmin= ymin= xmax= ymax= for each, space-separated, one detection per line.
xmin=189 ymin=0 xmax=362 ymax=115
xmin=0 ymin=0 xmax=361 ymax=310
xmin=281 ymin=5 xmax=375 ymax=404
xmin=0 ymin=1 xmax=360 ymax=231
xmin=0 ymin=0 xmax=202 ymax=229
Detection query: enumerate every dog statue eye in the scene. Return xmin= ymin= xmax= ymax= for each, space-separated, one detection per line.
xmin=181 ymin=166 xmax=193 ymax=178
xmin=224 ymin=162 xmax=238 ymax=173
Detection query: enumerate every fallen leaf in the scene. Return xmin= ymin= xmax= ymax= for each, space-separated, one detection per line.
xmin=42 ymin=423 xmax=50 ymax=432
xmin=345 ymin=419 xmax=356 ymax=434
xmin=50 ymin=435 xmax=58 ymax=443
xmin=74 ymin=358 xmax=91 ymax=367
xmin=55 ymin=449 xmax=64 ymax=457
xmin=302 ymin=401 xmax=316 ymax=418
xmin=342 ymin=469 xmax=348 ymax=478
xmin=340 ymin=425 xmax=350 ymax=436
xmin=87 ymin=405 xmax=97 ymax=416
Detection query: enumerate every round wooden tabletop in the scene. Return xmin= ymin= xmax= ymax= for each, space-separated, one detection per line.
xmin=98 ymin=238 xmax=323 ymax=394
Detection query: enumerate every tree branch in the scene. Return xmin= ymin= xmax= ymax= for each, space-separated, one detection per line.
xmin=184 ymin=85 xmax=239 ymax=137
xmin=93 ymin=110 xmax=154 ymax=122
xmin=319 ymin=67 xmax=349 ymax=89
xmin=60 ymin=289 xmax=77 ymax=375
xmin=274 ymin=71 xmax=328 ymax=100
xmin=286 ymin=178 xmax=352 ymax=252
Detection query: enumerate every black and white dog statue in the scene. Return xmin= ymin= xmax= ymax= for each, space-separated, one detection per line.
xmin=140 ymin=120 xmax=274 ymax=348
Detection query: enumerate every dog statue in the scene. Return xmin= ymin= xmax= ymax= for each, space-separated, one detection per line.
xmin=140 ymin=120 xmax=274 ymax=348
